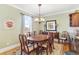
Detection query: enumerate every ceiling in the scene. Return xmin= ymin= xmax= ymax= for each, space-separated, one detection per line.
xmin=11 ymin=4 xmax=79 ymax=17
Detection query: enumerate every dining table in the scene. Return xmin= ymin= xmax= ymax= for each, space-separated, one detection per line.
xmin=27 ymin=34 xmax=49 ymax=42
xmin=27 ymin=34 xmax=49 ymax=54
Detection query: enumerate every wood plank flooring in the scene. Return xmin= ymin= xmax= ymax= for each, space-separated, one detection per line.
xmin=0 ymin=43 xmax=70 ymax=55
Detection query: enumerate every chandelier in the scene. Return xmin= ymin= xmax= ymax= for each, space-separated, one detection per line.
xmin=35 ymin=4 xmax=45 ymax=24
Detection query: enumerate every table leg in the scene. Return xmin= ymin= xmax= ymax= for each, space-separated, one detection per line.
xmin=58 ymin=38 xmax=60 ymax=43
xmin=36 ymin=43 xmax=39 ymax=55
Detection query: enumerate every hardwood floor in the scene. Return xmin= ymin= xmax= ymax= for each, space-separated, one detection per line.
xmin=0 ymin=46 xmax=20 ymax=55
xmin=63 ymin=43 xmax=70 ymax=52
xmin=0 ymin=43 xmax=70 ymax=55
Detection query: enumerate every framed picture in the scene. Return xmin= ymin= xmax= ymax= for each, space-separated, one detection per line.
xmin=46 ymin=20 xmax=57 ymax=31
xmin=4 ymin=20 xmax=15 ymax=29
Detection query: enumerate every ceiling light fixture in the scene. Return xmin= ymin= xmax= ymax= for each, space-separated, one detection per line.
xmin=35 ymin=4 xmax=45 ymax=24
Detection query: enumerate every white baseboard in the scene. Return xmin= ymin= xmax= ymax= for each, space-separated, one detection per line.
xmin=0 ymin=43 xmax=20 ymax=53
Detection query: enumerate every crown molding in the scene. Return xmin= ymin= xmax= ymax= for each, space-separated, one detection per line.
xmin=44 ymin=8 xmax=79 ymax=17
xmin=8 ymin=4 xmax=33 ymax=17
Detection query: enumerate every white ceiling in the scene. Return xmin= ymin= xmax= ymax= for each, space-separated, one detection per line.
xmin=11 ymin=4 xmax=79 ymax=17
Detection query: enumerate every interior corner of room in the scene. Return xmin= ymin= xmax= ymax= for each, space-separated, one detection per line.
xmin=0 ymin=4 xmax=79 ymax=55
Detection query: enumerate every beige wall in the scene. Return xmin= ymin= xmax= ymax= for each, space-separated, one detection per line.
xmin=45 ymin=13 xmax=70 ymax=33
xmin=0 ymin=5 xmax=23 ymax=48
xmin=32 ymin=13 xmax=70 ymax=33
xmin=32 ymin=8 xmax=79 ymax=35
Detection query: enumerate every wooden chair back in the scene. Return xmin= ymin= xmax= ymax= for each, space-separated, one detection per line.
xmin=48 ymin=32 xmax=59 ymax=39
xmin=53 ymin=32 xmax=59 ymax=39
xmin=61 ymin=31 xmax=70 ymax=40
xmin=19 ymin=34 xmax=29 ymax=54
xmin=42 ymin=32 xmax=48 ymax=35
xmin=48 ymin=32 xmax=54 ymax=42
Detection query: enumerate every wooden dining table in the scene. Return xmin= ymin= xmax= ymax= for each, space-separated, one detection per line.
xmin=27 ymin=34 xmax=49 ymax=54
xmin=27 ymin=34 xmax=49 ymax=42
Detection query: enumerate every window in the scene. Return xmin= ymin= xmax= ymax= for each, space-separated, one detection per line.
xmin=21 ymin=13 xmax=32 ymax=33
xmin=24 ymin=15 xmax=32 ymax=33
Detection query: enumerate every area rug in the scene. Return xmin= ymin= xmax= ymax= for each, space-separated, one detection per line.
xmin=0 ymin=43 xmax=64 ymax=55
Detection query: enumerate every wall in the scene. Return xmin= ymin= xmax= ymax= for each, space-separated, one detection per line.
xmin=0 ymin=4 xmax=23 ymax=48
xmin=32 ymin=13 xmax=70 ymax=33
xmin=32 ymin=8 xmax=79 ymax=37
xmin=32 ymin=18 xmax=46 ymax=34
xmin=45 ymin=13 xmax=70 ymax=33
xmin=45 ymin=11 xmax=79 ymax=37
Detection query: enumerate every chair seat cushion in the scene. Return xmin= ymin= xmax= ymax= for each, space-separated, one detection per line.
xmin=42 ymin=44 xmax=47 ymax=47
xmin=60 ymin=37 xmax=66 ymax=40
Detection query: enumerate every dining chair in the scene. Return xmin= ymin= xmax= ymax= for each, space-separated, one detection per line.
xmin=38 ymin=40 xmax=48 ymax=55
xmin=19 ymin=34 xmax=37 ymax=55
xmin=60 ymin=31 xmax=70 ymax=44
xmin=48 ymin=32 xmax=54 ymax=54
xmin=42 ymin=32 xmax=48 ymax=35
xmin=32 ymin=34 xmax=49 ymax=55
xmin=33 ymin=31 xmax=37 ymax=36
xmin=53 ymin=32 xmax=60 ymax=43
xmin=64 ymin=38 xmax=77 ymax=55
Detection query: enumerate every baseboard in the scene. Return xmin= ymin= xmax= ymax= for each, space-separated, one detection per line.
xmin=0 ymin=43 xmax=20 ymax=54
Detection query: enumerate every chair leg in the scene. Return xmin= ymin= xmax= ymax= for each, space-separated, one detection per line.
xmin=41 ymin=51 xmax=42 ymax=55
xmin=62 ymin=40 xmax=63 ymax=44
xmin=21 ymin=50 xmax=22 ymax=55
xmin=53 ymin=43 xmax=55 ymax=49
xmin=20 ymin=47 xmax=23 ymax=55
xmin=58 ymin=39 xmax=60 ymax=43
xmin=48 ymin=44 xmax=52 ymax=54
xmin=50 ymin=47 xmax=52 ymax=54
xmin=46 ymin=49 xmax=48 ymax=55
xmin=52 ymin=40 xmax=55 ymax=49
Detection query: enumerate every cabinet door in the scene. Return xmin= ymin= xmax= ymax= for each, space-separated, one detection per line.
xmin=70 ymin=13 xmax=79 ymax=27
